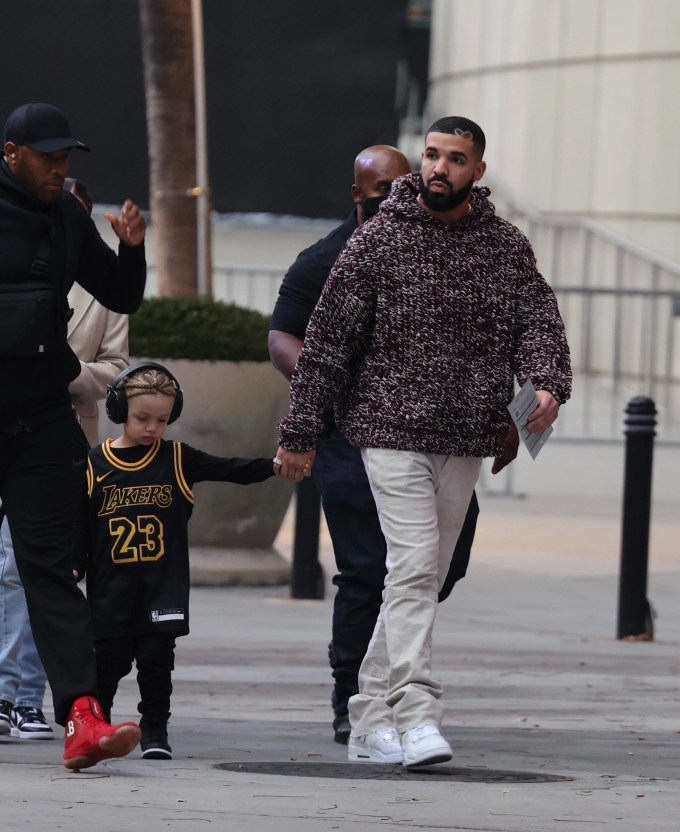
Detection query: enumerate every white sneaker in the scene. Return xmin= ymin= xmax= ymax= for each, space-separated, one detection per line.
xmin=348 ymin=727 xmax=403 ymax=763
xmin=10 ymin=706 xmax=54 ymax=740
xmin=400 ymin=724 xmax=452 ymax=768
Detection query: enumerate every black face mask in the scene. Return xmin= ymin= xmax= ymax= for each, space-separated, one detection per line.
xmin=361 ymin=194 xmax=387 ymax=219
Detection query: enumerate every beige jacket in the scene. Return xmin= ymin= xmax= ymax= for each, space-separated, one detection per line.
xmin=67 ymin=283 xmax=129 ymax=446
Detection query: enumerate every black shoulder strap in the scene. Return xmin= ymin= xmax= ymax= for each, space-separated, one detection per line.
xmin=28 ymin=213 xmax=73 ymax=321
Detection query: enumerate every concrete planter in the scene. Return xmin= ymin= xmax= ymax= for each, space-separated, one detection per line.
xmin=133 ymin=357 xmax=294 ymax=586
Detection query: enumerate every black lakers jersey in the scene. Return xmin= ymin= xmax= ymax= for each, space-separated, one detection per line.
xmin=79 ymin=438 xmax=273 ymax=639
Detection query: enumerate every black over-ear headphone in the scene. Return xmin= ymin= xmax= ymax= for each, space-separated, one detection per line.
xmin=105 ymin=361 xmax=184 ymax=425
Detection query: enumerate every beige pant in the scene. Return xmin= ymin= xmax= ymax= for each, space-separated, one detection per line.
xmin=348 ymin=448 xmax=482 ymax=736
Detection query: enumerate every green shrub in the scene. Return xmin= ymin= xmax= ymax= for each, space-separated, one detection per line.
xmin=129 ymin=296 xmax=271 ymax=361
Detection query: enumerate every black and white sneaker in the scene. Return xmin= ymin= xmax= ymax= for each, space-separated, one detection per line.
xmin=0 ymin=699 xmax=12 ymax=736
xmin=10 ymin=706 xmax=55 ymax=740
xmin=141 ymin=723 xmax=172 ymax=760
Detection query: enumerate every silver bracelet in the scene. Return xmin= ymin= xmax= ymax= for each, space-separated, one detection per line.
xmin=273 ymin=456 xmax=284 ymax=466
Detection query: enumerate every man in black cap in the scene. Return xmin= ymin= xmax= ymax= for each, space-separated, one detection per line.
xmin=0 ymin=102 xmax=146 ymax=769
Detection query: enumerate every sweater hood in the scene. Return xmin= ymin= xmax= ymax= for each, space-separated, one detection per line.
xmin=379 ymin=172 xmax=496 ymax=229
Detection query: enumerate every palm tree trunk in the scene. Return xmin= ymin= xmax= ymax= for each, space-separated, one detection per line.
xmin=139 ymin=0 xmax=200 ymax=297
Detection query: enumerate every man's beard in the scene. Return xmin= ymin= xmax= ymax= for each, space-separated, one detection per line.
xmin=418 ymin=173 xmax=474 ymax=212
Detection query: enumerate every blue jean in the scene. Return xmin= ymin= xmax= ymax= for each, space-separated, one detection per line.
xmin=0 ymin=517 xmax=48 ymax=708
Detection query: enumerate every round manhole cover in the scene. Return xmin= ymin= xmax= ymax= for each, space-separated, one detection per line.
xmin=214 ymin=762 xmax=573 ymax=783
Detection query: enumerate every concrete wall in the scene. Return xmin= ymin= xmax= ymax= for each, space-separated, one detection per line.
xmin=427 ymin=0 xmax=680 ymax=261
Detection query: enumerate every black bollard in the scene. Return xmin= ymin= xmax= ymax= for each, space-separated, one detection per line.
xmin=291 ymin=476 xmax=325 ymax=599
xmin=616 ymin=396 xmax=656 ymax=640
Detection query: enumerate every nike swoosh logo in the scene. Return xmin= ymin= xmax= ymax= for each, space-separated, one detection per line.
xmin=96 ymin=471 xmax=113 ymax=483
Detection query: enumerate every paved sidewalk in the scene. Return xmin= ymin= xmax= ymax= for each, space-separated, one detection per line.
xmin=49 ymin=199 xmax=678 ymax=830
xmin=2 ymin=488 xmax=679 ymax=831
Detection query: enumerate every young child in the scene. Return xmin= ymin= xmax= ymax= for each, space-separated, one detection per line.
xmin=73 ymin=361 xmax=290 ymax=760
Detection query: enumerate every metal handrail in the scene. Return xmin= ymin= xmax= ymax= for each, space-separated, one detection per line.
xmin=483 ymin=175 xmax=680 ymax=446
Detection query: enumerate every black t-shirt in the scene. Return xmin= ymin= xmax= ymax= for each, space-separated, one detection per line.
xmin=269 ymin=211 xmax=357 ymax=339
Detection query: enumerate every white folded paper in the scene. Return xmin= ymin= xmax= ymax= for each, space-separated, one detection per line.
xmin=507 ymin=379 xmax=553 ymax=459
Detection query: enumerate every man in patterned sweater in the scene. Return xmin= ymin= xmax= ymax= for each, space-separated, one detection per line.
xmin=269 ymin=144 xmax=483 ymax=747
xmin=275 ymin=116 xmax=572 ymax=768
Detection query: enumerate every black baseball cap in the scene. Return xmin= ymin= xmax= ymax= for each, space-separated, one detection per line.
xmin=3 ymin=103 xmax=90 ymax=153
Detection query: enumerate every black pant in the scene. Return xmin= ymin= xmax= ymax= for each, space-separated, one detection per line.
xmin=94 ymin=633 xmax=176 ymax=724
xmin=312 ymin=427 xmax=479 ymax=716
xmin=0 ymin=408 xmax=96 ymax=725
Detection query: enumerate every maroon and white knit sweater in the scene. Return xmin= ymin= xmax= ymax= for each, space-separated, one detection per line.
xmin=278 ymin=174 xmax=572 ymax=458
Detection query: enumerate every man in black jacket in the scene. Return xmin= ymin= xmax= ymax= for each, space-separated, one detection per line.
xmin=0 ymin=102 xmax=146 ymax=769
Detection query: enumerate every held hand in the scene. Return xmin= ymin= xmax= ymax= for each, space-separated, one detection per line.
xmin=274 ymin=447 xmax=316 ymax=482
xmin=104 ymin=199 xmax=146 ymax=246
xmin=272 ymin=455 xmax=312 ymax=477
xmin=273 ymin=460 xmax=312 ymax=478
xmin=491 ymin=421 xmax=519 ymax=474
xmin=526 ymin=390 xmax=560 ymax=433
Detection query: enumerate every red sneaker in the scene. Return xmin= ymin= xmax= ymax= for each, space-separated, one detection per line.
xmin=63 ymin=696 xmax=141 ymax=770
